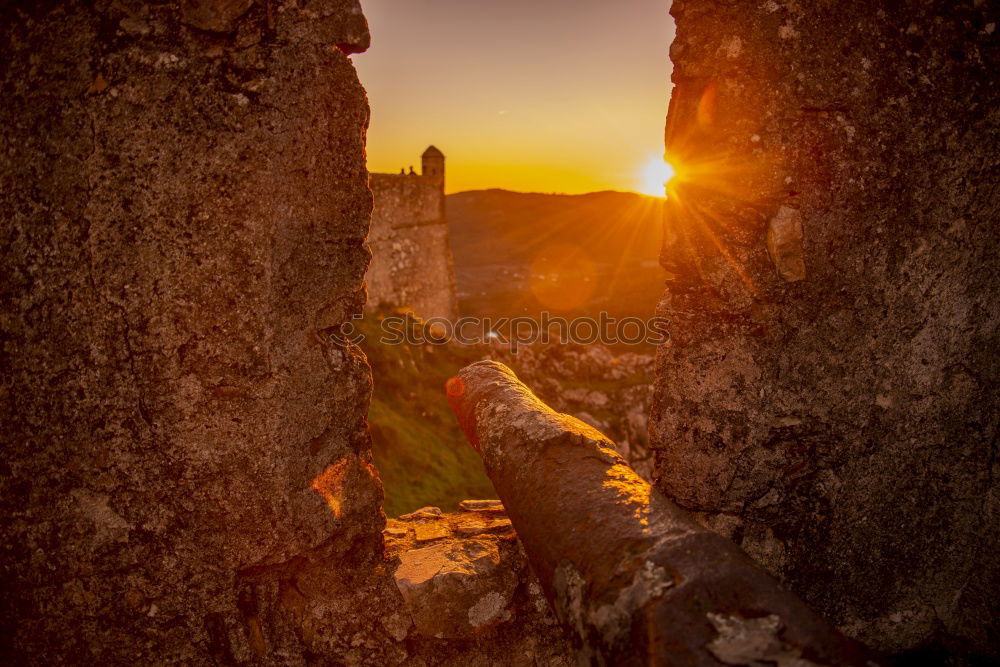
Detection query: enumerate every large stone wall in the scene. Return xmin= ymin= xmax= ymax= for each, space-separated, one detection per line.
xmin=366 ymin=172 xmax=459 ymax=320
xmin=0 ymin=3 xmax=567 ymax=663
xmin=651 ymin=0 xmax=998 ymax=658
xmin=0 ymin=1 xmax=400 ymax=661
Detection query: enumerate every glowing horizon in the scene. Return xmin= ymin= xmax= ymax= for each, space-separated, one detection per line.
xmin=353 ymin=0 xmax=675 ymax=195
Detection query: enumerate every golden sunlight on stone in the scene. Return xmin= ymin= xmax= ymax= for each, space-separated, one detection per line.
xmin=310 ymin=459 xmax=352 ymax=519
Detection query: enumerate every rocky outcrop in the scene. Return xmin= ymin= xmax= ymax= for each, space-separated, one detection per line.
xmin=653 ymin=0 xmax=998 ymax=658
xmin=391 ymin=504 xmax=519 ymax=639
xmin=384 ymin=500 xmax=572 ymax=660
xmin=0 ymin=1 xmax=392 ymax=662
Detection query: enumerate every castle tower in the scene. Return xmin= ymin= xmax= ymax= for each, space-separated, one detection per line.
xmin=422 ymin=145 xmax=445 ymax=188
xmin=365 ymin=145 xmax=456 ymax=320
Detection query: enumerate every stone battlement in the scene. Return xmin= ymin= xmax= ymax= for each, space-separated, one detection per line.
xmin=366 ymin=147 xmax=458 ymax=320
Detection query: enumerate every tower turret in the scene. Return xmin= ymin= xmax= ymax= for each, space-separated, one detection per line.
xmin=421 ymin=145 xmax=445 ymax=188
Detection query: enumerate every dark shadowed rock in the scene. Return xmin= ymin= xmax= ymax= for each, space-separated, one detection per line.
xmin=0 ymin=1 xmax=390 ymax=662
xmin=180 ymin=0 xmax=253 ymax=32
xmin=654 ymin=0 xmax=998 ymax=658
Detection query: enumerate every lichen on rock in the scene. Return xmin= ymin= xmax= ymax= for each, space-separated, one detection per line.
xmin=654 ymin=0 xmax=999 ymax=658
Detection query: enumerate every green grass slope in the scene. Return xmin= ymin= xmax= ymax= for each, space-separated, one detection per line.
xmin=359 ymin=314 xmax=495 ymax=517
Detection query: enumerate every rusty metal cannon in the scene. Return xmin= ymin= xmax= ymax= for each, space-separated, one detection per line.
xmin=447 ymin=361 xmax=879 ymax=666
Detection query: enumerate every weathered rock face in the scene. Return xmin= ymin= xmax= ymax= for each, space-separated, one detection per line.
xmin=652 ymin=0 xmax=998 ymax=658
xmin=384 ymin=500 xmax=572 ymax=659
xmin=0 ymin=1 xmax=393 ymax=662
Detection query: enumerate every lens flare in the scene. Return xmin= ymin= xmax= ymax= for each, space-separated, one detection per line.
xmin=639 ymin=157 xmax=676 ymax=197
xmin=529 ymin=243 xmax=598 ymax=312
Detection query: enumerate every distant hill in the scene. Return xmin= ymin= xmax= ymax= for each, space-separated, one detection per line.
xmin=447 ymin=189 xmax=664 ymax=268
xmin=446 ymin=189 xmax=667 ymax=332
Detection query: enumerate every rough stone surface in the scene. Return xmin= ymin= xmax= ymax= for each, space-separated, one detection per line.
xmin=653 ymin=0 xmax=998 ymax=658
xmin=766 ymin=205 xmax=806 ymax=282
xmin=0 ymin=1 xmax=396 ymax=662
xmin=706 ymin=613 xmax=817 ymax=667
xmin=389 ymin=505 xmax=515 ymax=638
xmin=384 ymin=503 xmax=573 ymax=661
xmin=180 ymin=0 xmax=253 ymax=32
xmin=449 ymin=361 xmax=877 ymax=666
xmin=489 ymin=342 xmax=656 ymax=480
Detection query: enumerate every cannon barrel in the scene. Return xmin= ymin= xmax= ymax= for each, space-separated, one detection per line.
xmin=447 ymin=361 xmax=879 ymax=666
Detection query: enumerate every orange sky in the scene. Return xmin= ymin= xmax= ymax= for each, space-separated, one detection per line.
xmin=353 ymin=0 xmax=675 ymax=195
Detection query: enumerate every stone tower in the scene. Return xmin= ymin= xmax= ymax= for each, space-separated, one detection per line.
xmin=366 ymin=147 xmax=458 ymax=321
xmin=422 ymin=145 xmax=445 ymax=188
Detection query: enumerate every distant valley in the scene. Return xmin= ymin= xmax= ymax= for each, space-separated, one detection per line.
xmin=447 ymin=189 xmax=667 ymax=345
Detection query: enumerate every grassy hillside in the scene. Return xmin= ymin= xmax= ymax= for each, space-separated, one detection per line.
xmin=359 ymin=314 xmax=495 ymax=517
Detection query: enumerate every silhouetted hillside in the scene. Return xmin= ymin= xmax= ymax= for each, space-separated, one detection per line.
xmin=448 ymin=189 xmax=663 ymax=267
xmin=447 ymin=189 xmax=666 ymax=337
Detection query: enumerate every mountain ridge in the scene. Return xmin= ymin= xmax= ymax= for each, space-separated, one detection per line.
xmin=445 ymin=187 xmax=667 ymax=330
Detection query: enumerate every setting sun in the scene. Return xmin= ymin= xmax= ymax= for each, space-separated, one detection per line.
xmin=639 ymin=157 xmax=676 ymax=197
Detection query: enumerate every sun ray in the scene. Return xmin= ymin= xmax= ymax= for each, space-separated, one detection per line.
xmin=639 ymin=157 xmax=676 ymax=197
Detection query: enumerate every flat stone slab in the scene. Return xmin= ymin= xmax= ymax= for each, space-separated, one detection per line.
xmin=385 ymin=500 xmax=527 ymax=639
xmin=457 ymin=499 xmax=506 ymax=514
